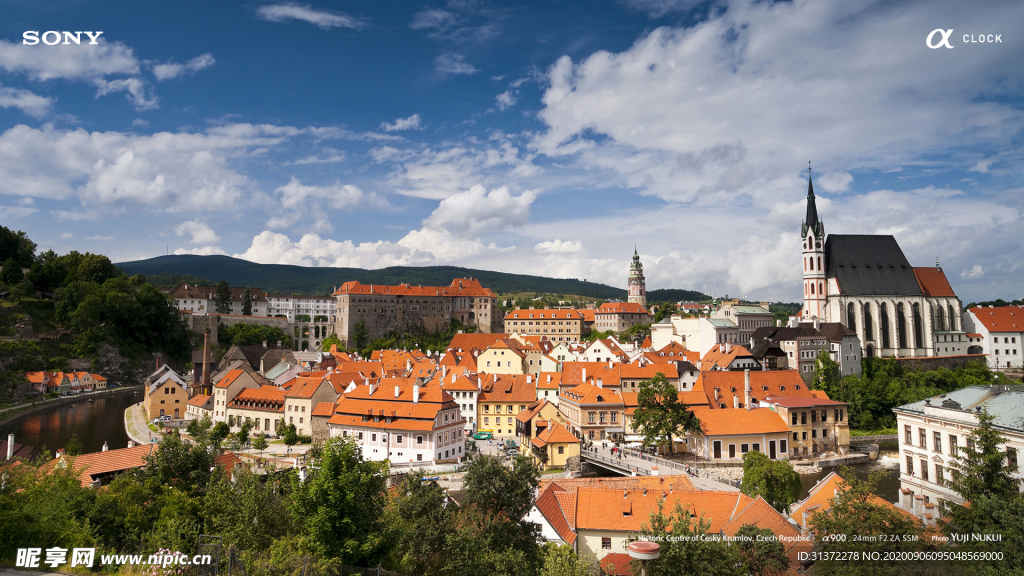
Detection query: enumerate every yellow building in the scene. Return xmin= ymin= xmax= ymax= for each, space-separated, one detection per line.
xmin=761 ymin=395 xmax=850 ymax=458
xmin=143 ymin=366 xmax=188 ymax=420
xmin=504 ymin=309 xmax=584 ymax=342
xmin=477 ymin=340 xmax=527 ymax=374
xmin=528 ymin=421 xmax=580 ymax=470
xmin=477 ymin=374 xmax=536 ymax=438
xmin=686 ymin=407 xmax=792 ymax=460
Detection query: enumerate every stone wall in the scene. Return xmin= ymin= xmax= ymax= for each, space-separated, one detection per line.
xmin=895 ymin=354 xmax=986 ymax=372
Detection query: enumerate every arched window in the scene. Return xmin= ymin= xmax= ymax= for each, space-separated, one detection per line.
xmin=936 ymin=306 xmax=946 ymax=331
xmin=818 ymin=256 xmax=822 ymax=270
xmin=819 ymin=282 xmax=823 ymax=296
xmin=896 ymin=303 xmax=907 ymax=349
xmin=810 ymin=283 xmax=815 ymax=295
xmin=863 ymin=303 xmax=874 ymax=341
xmin=880 ymin=304 xmax=891 ymax=349
xmin=847 ymin=302 xmax=856 ymax=331
xmin=948 ymin=305 xmax=957 ymax=331
xmin=912 ymin=303 xmax=922 ymax=348
xmin=804 ymin=258 xmax=807 ymax=271
xmin=808 ymin=258 xmax=813 ymax=271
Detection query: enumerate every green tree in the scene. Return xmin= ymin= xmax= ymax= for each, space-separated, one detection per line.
xmin=653 ymin=302 xmax=679 ymax=323
xmin=219 ymin=322 xmax=293 ymax=348
xmin=289 ymin=436 xmax=388 ymax=564
xmin=353 ymin=320 xmax=369 ymax=350
xmin=204 ymin=466 xmax=294 ymax=551
xmin=186 ymin=413 xmax=214 ymax=442
xmin=0 ymin=226 xmax=35 ymax=267
xmin=814 ymin=349 xmax=842 ymax=398
xmin=740 ymin=451 xmax=802 ymax=513
xmin=321 ymin=334 xmax=343 ymax=351
xmin=237 ymin=420 xmax=251 ymax=447
xmin=633 ymin=373 xmax=701 ymax=454
xmin=809 ymin=466 xmax=926 ymax=576
xmin=137 ymin=432 xmax=216 ymax=495
xmin=215 ymin=280 xmax=232 ymax=314
xmin=75 ymin=253 xmax=119 ymax=284
xmin=284 ymin=423 xmax=298 ymax=446
xmin=211 ymin=421 xmax=230 ymax=447
xmin=242 ymin=286 xmax=252 ymax=315
xmin=381 ymin=470 xmax=455 ymax=576
xmin=734 ymin=524 xmax=789 ymax=576
xmin=538 ymin=543 xmax=598 ymax=576
xmin=252 ymin=433 xmax=269 ymax=458
xmin=639 ymin=499 xmax=741 ymax=576
xmin=64 ymin=433 xmax=83 ymax=456
xmin=1 ymin=257 xmax=23 ymax=285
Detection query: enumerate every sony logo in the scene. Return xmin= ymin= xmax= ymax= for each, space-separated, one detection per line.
xmin=22 ymin=31 xmax=104 ymax=45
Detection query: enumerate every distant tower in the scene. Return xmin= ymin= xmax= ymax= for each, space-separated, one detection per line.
xmin=802 ymin=162 xmax=826 ymax=319
xmin=628 ymin=247 xmax=647 ymax=307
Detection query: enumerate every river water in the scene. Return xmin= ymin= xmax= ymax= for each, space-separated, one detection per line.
xmin=799 ymin=441 xmax=901 ymax=503
xmin=0 ymin=390 xmax=140 ymax=458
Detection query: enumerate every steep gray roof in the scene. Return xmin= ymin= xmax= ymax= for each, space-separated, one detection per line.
xmin=824 ymin=235 xmax=924 ymax=296
xmin=895 ymin=385 xmax=1024 ymax=433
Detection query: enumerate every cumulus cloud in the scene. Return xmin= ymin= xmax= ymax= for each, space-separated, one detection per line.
xmin=175 ymin=220 xmax=220 ymax=244
xmin=0 ymin=123 xmax=316 ymax=210
xmin=622 ymin=0 xmax=705 ymax=18
xmin=424 ymin=185 xmax=536 ymax=235
xmin=0 ymin=39 xmax=139 ymax=81
xmin=266 ymin=177 xmax=387 ymax=233
xmin=969 ymin=159 xmax=993 ymax=173
xmin=93 ymin=78 xmax=159 ymax=110
xmin=174 ymin=245 xmax=227 ymax=256
xmin=535 ymin=239 xmax=583 ymax=253
xmin=0 ymin=84 xmax=53 ymax=117
xmin=380 ymin=114 xmax=423 ymax=132
xmin=287 ymin=147 xmax=346 ymax=165
xmin=434 ymin=53 xmax=478 ymax=75
xmin=961 ymin=265 xmax=986 ymax=280
xmin=152 ymin=53 xmax=215 ymax=81
xmin=0 ymin=205 xmax=37 ymax=219
xmin=410 ymin=9 xmax=459 ymax=31
xmin=257 ymin=3 xmax=367 ymax=30
xmin=495 ymin=90 xmax=516 ymax=111
xmin=818 ymin=171 xmax=854 ymax=193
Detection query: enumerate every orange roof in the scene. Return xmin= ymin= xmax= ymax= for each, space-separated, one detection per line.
xmin=516 ymin=399 xmax=552 ymax=423
xmin=698 ymin=370 xmax=811 ymax=409
xmin=701 ymin=343 xmax=755 ymax=370
xmin=691 ymin=407 xmax=790 ymax=436
xmin=913 ymin=267 xmax=957 ymax=298
xmin=337 ymin=361 xmax=384 ymax=378
xmin=599 ymin=554 xmax=634 ymax=576
xmin=442 ymin=374 xmax=481 ymax=392
xmin=333 ymin=278 xmax=496 ymax=297
xmin=536 ymin=372 xmax=562 ymax=389
xmin=538 ymin=476 xmax=695 ymax=494
xmin=327 ymin=381 xmax=460 ymax=431
xmin=619 ymin=363 xmax=678 ymax=380
xmin=561 ymin=362 xmax=622 ymax=388
xmin=311 ymin=401 xmax=336 ymax=417
xmin=187 ymin=394 xmax=211 ymax=407
xmin=51 ymin=444 xmax=156 ymax=487
xmin=228 ymin=385 xmax=287 ymax=412
xmin=574 ymin=487 xmax=755 ymax=532
xmin=534 ymin=421 xmax=580 ymax=445
xmin=790 ymin=471 xmax=916 ymax=525
xmin=641 ymin=336 xmax=652 ymax=348
xmin=215 ymin=369 xmax=245 ymax=389
xmin=447 ymin=332 xmax=508 ymax=353
xmin=577 ymin=309 xmax=596 ymax=322
xmin=535 ymin=483 xmax=578 ymax=545
xmin=560 ymin=383 xmax=624 ymax=406
xmin=479 ymin=374 xmax=536 ymax=403
xmin=968 ymin=306 xmax=1024 ymax=333
xmin=283 ymin=376 xmax=331 ymax=399
xmin=596 ymin=302 xmax=650 ymax=315
xmin=505 ymin=308 xmax=584 ymax=320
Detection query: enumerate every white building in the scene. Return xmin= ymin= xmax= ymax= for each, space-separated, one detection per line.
xmin=963 ymin=306 xmax=1023 ymax=371
xmin=267 ymin=293 xmax=338 ymax=322
xmin=170 ymin=283 xmax=269 ymax=316
xmin=650 ymin=316 xmax=740 ymax=358
xmin=893 ymin=385 xmax=1024 ymax=519
xmin=327 ymin=378 xmax=466 ymax=464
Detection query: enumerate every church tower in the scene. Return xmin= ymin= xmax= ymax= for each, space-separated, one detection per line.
xmin=628 ymin=247 xmax=647 ymax=307
xmin=802 ymin=165 xmax=826 ymax=319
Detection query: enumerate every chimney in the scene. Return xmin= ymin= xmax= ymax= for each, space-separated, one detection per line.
xmin=608 ymin=360 xmax=613 ymax=368
xmin=155 ymin=355 xmax=161 ymax=370
xmin=547 ymin=374 xmax=552 ymax=383
xmin=451 ymin=373 xmax=456 ymax=384
xmin=395 ymin=385 xmax=400 ymax=398
xmin=582 ymin=368 xmax=587 ymax=382
xmin=733 ymin=395 xmax=739 ymax=409
xmin=262 ymin=340 xmax=268 ymax=348
xmin=369 ymin=383 xmax=377 ymax=396
xmin=202 ymin=328 xmax=212 ymax=388
xmin=407 ymin=359 xmax=412 ymax=371
xmin=6 ymin=433 xmax=13 ymax=460
xmin=813 ymin=317 xmax=820 ymax=331
xmin=442 ymin=365 xmax=447 ymax=378
xmin=126 ymin=442 xmax=133 ymax=449
xmin=597 ymin=378 xmax=603 ymax=388
xmin=726 ymin=342 xmax=731 ymax=354
xmin=776 ymin=319 xmax=781 ymax=327
xmin=527 ymin=375 xmax=532 ymax=384
xmin=413 ymin=385 xmax=420 ymax=403
xmin=744 ymin=369 xmax=752 ymax=411
xmin=102 ymin=441 xmax=108 ymax=452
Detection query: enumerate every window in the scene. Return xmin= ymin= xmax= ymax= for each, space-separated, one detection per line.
xmin=589 ymin=412 xmax=596 ymax=424
xmin=936 ymin=464 xmax=945 ymax=486
xmin=752 ymin=443 xmax=760 ymax=452
xmin=558 ymin=446 xmax=564 ymax=455
xmin=1009 ymin=448 xmax=1019 ymax=468
xmin=792 ymin=413 xmax=798 ymax=425
xmin=934 ymin=432 xmax=942 ymax=453
xmin=921 ymin=459 xmax=929 ymax=482
xmin=371 ymin=433 xmax=377 ymax=442
xmin=780 ymin=439 xmax=788 ymax=453
xmin=602 ymin=538 xmax=611 ymax=550
xmin=950 ymin=435 xmax=958 ymax=457
xmin=905 ymin=425 xmax=912 ymax=444
xmin=801 ymin=412 xmax=807 ymax=425
xmin=793 ymin=432 xmax=798 ymax=441
xmin=417 ymin=454 xmax=423 ymax=461
xmin=358 ymin=432 xmax=364 ymax=440
xmin=802 ymin=432 xmax=807 ymax=440
xmin=906 ymin=455 xmax=914 ymax=476
xmin=397 ymin=435 xmax=403 ymax=444
xmin=821 ymin=410 xmax=827 ymax=422
xmin=919 ymin=428 xmax=927 ymax=448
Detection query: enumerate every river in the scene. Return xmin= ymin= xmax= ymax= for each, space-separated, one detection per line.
xmin=799 ymin=441 xmax=901 ymax=503
xmin=0 ymin=390 xmax=141 ymax=457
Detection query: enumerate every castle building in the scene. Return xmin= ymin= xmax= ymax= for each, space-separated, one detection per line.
xmin=333 ymin=278 xmax=501 ymax=346
xmin=627 ymin=247 xmax=646 ymax=307
xmin=800 ymin=169 xmax=965 ymax=358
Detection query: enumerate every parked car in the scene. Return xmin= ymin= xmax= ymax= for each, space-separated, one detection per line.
xmin=472 ymin=431 xmax=493 ymax=440
xmin=152 ymin=415 xmax=172 ymax=424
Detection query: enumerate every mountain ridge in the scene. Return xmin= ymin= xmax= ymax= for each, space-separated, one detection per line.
xmin=117 ymin=255 xmax=711 ymax=302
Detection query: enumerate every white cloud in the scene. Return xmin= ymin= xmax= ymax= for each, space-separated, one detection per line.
xmin=380 ymin=114 xmax=423 ymax=132
xmin=60 ymin=232 xmax=74 ymax=239
xmin=0 ymin=84 xmax=53 ymax=117
xmin=84 ymin=235 xmax=113 ymax=240
xmin=0 ymin=205 xmax=37 ymax=219
xmin=495 ymin=90 xmax=516 ymax=111
xmin=0 ymin=123 xmax=312 ymax=210
xmin=175 ymin=220 xmax=220 ymax=244
xmin=131 ymin=118 xmax=150 ymax=127
xmin=0 ymin=39 xmax=139 ymax=81
xmin=961 ymin=265 xmax=986 ymax=280
xmin=535 ymin=239 xmax=583 ymax=253
xmin=266 ymin=177 xmax=387 ymax=233
xmin=434 ymin=53 xmax=479 ymax=75
xmin=622 ymin=0 xmax=705 ymax=18
xmin=174 ymin=245 xmax=227 ymax=256
xmin=818 ymin=171 xmax=853 ymax=193
xmin=52 ymin=209 xmax=101 ymax=221
xmin=287 ymin=147 xmax=346 ymax=165
xmin=94 ymin=78 xmax=159 ymax=110
xmin=969 ymin=159 xmax=992 ymax=173
xmin=534 ymin=1 xmax=1024 ymax=205
xmin=257 ymin=3 xmax=367 ymax=30
xmin=152 ymin=53 xmax=215 ymax=81
xmin=424 ymin=185 xmax=536 ymax=236
xmin=410 ymin=9 xmax=459 ymax=31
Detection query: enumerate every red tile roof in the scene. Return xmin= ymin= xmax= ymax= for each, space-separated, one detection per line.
xmin=479 ymin=374 xmax=537 ymax=403
xmin=442 ymin=374 xmax=481 ymax=392
xmin=228 ymin=385 xmax=287 ymax=412
xmin=534 ymin=421 xmax=580 ymax=445
xmin=333 ymin=278 xmax=496 ymax=297
xmin=913 ymin=267 xmax=957 ymax=298
xmin=762 ymin=395 xmax=846 ymax=408
xmin=311 ymin=401 xmax=336 ymax=417
xmin=698 ymin=370 xmax=811 ymax=409
xmin=560 ymin=383 xmax=624 ymax=406
xmin=790 ymin=471 xmax=916 ymax=525
xmin=51 ymin=444 xmax=156 ymax=487
xmin=447 ymin=332 xmax=508 ymax=353
xmin=691 ymin=407 xmax=790 ymax=436
xmin=968 ymin=306 xmax=1024 ymax=333
xmin=599 ymin=554 xmax=634 ymax=576
xmin=187 ymin=394 xmax=211 ymax=407
xmin=214 ymin=369 xmax=245 ymax=389
xmin=535 ymin=482 xmax=577 ymax=545
xmin=505 ymin=309 xmax=583 ymax=320
xmin=283 ymin=376 xmax=331 ymax=399
xmin=597 ymin=302 xmax=650 ymax=314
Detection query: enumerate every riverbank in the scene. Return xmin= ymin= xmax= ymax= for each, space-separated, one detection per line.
xmin=124 ymin=401 xmax=153 ymax=446
xmin=0 ymin=386 xmax=142 ymax=429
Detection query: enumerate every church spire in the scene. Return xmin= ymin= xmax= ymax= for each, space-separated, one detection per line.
xmin=802 ymin=161 xmax=823 ymax=238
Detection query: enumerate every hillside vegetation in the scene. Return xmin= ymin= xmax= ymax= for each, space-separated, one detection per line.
xmin=118 ymin=254 xmax=711 ymax=300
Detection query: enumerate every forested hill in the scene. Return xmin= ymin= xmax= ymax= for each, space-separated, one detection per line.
xmin=117 ymin=255 xmax=710 ymax=301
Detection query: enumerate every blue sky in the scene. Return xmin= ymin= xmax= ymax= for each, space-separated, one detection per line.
xmin=0 ymin=0 xmax=1021 ymax=303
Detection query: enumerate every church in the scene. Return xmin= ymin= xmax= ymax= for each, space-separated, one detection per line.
xmin=800 ymin=171 xmax=966 ymax=358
